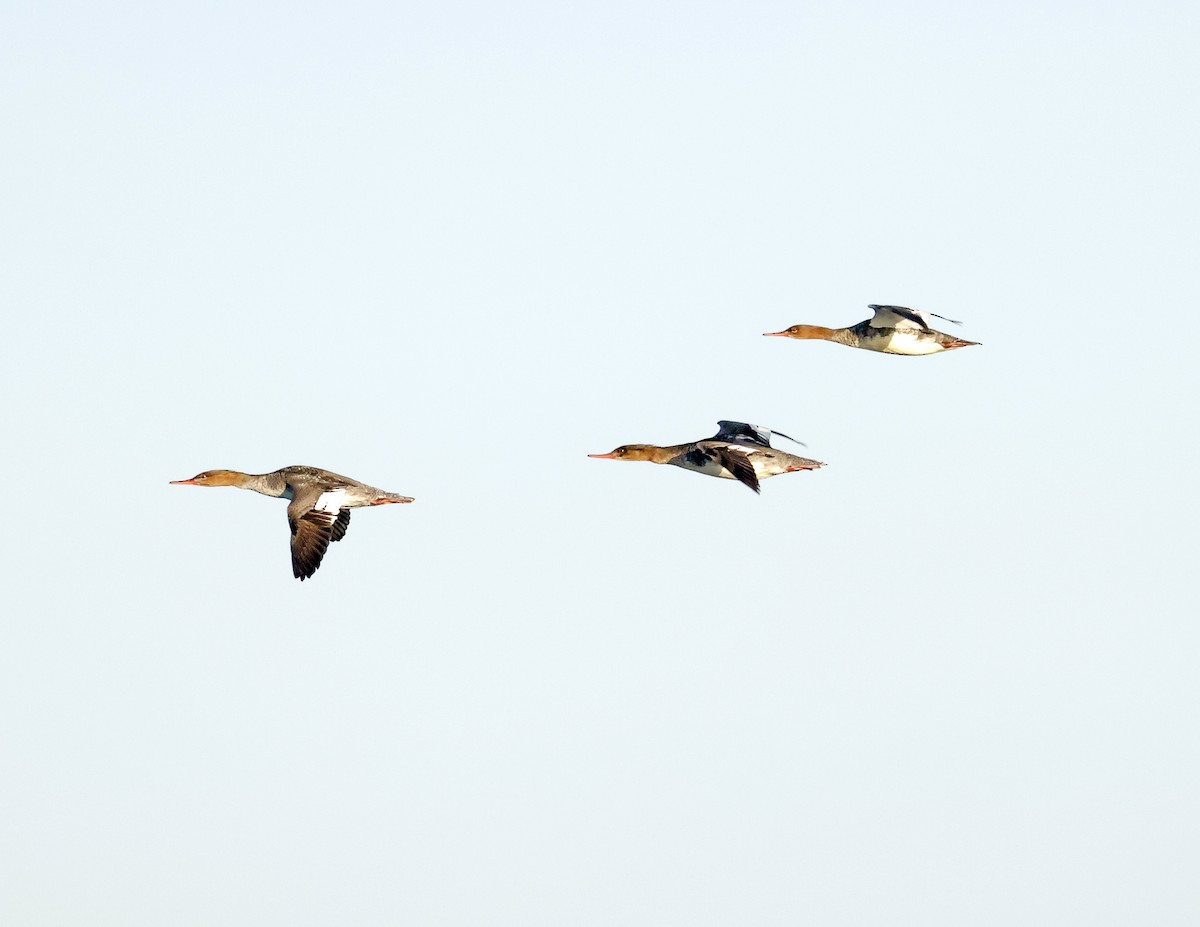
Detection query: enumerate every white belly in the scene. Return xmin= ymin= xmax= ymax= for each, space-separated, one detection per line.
xmin=685 ymin=457 xmax=737 ymax=480
xmin=879 ymin=331 xmax=944 ymax=355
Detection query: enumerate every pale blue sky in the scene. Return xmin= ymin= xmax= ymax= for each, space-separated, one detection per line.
xmin=2 ymin=1 xmax=1198 ymax=924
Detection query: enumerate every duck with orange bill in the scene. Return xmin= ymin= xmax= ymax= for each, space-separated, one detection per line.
xmin=764 ymin=304 xmax=979 ymax=355
xmin=589 ymin=420 xmax=824 ymax=494
xmin=170 ymin=466 xmax=413 ymax=580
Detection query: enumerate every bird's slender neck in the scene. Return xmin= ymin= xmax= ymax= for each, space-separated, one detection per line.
xmin=650 ymin=444 xmax=688 ymax=464
xmin=792 ymin=324 xmax=853 ymax=344
xmin=238 ymin=471 xmax=289 ymax=497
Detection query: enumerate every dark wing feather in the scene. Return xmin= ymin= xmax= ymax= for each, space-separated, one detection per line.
xmin=714 ymin=420 xmax=806 ymax=449
xmin=287 ymin=487 xmax=337 ymax=581
xmin=868 ymin=304 xmax=931 ymax=330
xmin=330 ymin=508 xmax=351 ymax=542
xmin=684 ymin=446 xmax=717 ymax=468
xmin=716 ymin=446 xmax=761 ymax=494
xmin=868 ymin=303 xmax=962 ymax=328
xmin=713 ymin=420 xmax=772 ymax=448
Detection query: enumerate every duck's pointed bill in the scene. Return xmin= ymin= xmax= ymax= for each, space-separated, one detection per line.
xmin=588 ymin=452 xmax=617 ymax=459
xmin=762 ymin=330 xmax=789 ymax=337
xmin=169 ymin=478 xmax=198 ymax=485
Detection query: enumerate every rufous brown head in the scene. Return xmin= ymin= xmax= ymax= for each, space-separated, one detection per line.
xmin=169 ymin=470 xmax=246 ymax=487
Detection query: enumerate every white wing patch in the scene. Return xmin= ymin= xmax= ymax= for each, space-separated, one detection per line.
xmin=314 ymin=488 xmax=351 ymax=513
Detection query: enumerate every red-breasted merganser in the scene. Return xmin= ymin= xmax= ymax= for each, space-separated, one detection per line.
xmin=588 ymin=420 xmax=824 ymax=493
xmin=764 ymin=304 xmax=979 ymax=355
xmin=170 ymin=466 xmax=414 ymax=580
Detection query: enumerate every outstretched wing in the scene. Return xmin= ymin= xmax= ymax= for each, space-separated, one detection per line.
xmin=713 ymin=420 xmax=772 ymax=447
xmin=286 ymin=486 xmax=345 ymax=581
xmin=868 ymin=304 xmax=962 ymax=330
xmin=868 ymin=304 xmax=930 ymax=330
xmin=330 ymin=508 xmax=351 ymax=542
xmin=715 ymin=446 xmax=761 ymax=494
xmin=713 ymin=420 xmax=806 ymax=449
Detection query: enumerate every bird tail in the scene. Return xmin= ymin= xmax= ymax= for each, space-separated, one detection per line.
xmin=371 ymin=492 xmax=415 ymax=505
